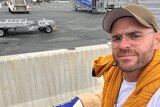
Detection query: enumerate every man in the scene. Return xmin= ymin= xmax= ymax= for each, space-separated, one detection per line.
xmin=54 ymin=4 xmax=160 ymax=107
xmin=92 ymin=3 xmax=160 ymax=107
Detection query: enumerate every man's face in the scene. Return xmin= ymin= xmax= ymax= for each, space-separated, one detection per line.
xmin=111 ymin=17 xmax=157 ymax=72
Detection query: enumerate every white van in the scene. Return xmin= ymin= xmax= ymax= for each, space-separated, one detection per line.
xmin=6 ymin=0 xmax=31 ymax=13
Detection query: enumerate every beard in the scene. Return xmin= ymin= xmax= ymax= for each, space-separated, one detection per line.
xmin=113 ymin=46 xmax=154 ymax=72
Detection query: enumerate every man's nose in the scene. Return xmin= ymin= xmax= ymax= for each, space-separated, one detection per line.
xmin=118 ymin=36 xmax=131 ymax=49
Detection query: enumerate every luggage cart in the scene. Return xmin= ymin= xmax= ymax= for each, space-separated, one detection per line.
xmin=0 ymin=18 xmax=56 ymax=37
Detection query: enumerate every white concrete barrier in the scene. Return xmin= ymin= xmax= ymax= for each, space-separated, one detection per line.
xmin=0 ymin=44 xmax=112 ymax=107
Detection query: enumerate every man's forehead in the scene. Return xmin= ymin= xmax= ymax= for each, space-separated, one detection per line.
xmin=111 ymin=17 xmax=147 ymax=33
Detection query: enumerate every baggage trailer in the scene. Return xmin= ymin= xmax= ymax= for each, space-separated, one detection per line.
xmin=0 ymin=18 xmax=56 ymax=37
xmin=73 ymin=0 xmax=120 ymax=12
xmin=6 ymin=0 xmax=31 ymax=13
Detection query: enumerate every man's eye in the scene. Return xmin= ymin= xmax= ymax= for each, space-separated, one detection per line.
xmin=129 ymin=34 xmax=143 ymax=40
xmin=112 ymin=35 xmax=121 ymax=41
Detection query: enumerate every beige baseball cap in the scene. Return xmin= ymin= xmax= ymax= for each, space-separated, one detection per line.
xmin=102 ymin=4 xmax=159 ymax=33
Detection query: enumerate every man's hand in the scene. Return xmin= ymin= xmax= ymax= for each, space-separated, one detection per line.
xmin=78 ymin=91 xmax=102 ymax=107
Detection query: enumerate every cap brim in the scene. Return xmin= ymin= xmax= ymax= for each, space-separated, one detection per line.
xmin=102 ymin=8 xmax=153 ymax=33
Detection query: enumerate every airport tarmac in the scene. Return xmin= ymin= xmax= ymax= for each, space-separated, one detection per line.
xmin=0 ymin=1 xmax=109 ymax=56
xmin=0 ymin=1 xmax=160 ymax=56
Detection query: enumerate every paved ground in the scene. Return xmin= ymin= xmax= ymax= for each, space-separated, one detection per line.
xmin=0 ymin=0 xmax=160 ymax=56
xmin=0 ymin=1 xmax=108 ymax=56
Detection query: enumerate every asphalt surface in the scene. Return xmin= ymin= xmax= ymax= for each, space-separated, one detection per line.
xmin=0 ymin=0 xmax=160 ymax=56
xmin=0 ymin=1 xmax=108 ymax=56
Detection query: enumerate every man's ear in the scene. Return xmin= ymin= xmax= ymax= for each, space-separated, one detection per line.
xmin=155 ymin=31 xmax=160 ymax=49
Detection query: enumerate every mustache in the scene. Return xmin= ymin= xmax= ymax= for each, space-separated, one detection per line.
xmin=118 ymin=48 xmax=139 ymax=55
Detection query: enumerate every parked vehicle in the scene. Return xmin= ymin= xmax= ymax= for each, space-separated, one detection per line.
xmin=0 ymin=18 xmax=56 ymax=37
xmin=73 ymin=0 xmax=123 ymax=12
xmin=6 ymin=0 xmax=31 ymax=13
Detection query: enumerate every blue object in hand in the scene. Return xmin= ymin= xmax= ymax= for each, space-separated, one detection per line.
xmin=53 ymin=97 xmax=83 ymax=107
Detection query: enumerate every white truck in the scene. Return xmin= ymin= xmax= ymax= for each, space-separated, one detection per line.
xmin=73 ymin=0 xmax=117 ymax=12
xmin=0 ymin=18 xmax=55 ymax=37
xmin=6 ymin=0 xmax=31 ymax=13
xmin=72 ymin=0 xmax=131 ymax=12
